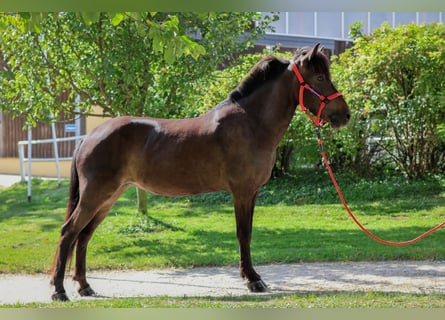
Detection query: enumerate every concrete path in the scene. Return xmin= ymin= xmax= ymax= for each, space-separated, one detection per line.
xmin=1 ymin=261 xmax=444 ymax=305
xmin=0 ymin=174 xmax=23 ymax=188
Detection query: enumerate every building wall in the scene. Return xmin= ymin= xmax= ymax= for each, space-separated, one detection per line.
xmin=253 ymin=34 xmax=353 ymax=56
xmin=0 ymin=112 xmax=83 ymax=158
xmin=0 ymin=106 xmax=110 ymax=178
xmin=263 ymin=12 xmax=444 ymax=41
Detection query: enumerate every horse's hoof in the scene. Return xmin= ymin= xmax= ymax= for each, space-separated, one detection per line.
xmin=247 ymin=279 xmax=268 ymax=292
xmin=51 ymin=291 xmax=70 ymax=302
xmin=78 ymin=285 xmax=96 ymax=297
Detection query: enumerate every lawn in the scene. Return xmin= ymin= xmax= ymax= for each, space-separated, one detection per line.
xmin=1 ymin=170 xmax=445 ymax=308
xmin=5 ymin=292 xmax=445 ymax=308
xmin=1 ymin=169 xmax=444 ymax=274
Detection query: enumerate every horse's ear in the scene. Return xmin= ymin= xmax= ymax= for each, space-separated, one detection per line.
xmin=309 ymin=43 xmax=320 ymax=61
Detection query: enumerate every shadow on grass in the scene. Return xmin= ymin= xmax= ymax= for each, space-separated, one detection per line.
xmin=90 ymin=224 xmax=445 ymax=270
xmin=260 ymin=172 xmax=445 ymax=207
xmin=1 ymin=178 xmax=445 ymax=272
xmin=0 ymin=180 xmax=68 ymax=224
xmin=348 ymin=200 xmax=445 ymax=216
xmin=2 ymin=174 xmax=444 ymax=222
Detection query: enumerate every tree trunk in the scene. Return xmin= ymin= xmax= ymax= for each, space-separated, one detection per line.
xmin=272 ymin=144 xmax=294 ymax=177
xmin=136 ymin=187 xmax=147 ymax=215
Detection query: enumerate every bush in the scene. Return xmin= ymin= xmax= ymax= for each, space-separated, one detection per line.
xmin=331 ymin=22 xmax=445 ymax=178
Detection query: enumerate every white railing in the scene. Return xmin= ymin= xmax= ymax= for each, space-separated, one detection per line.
xmin=18 ymin=135 xmax=85 ymax=201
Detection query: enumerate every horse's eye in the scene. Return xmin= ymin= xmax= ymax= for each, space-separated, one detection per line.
xmin=317 ymin=75 xmax=325 ymax=81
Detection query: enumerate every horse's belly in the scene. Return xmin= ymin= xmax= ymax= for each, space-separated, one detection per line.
xmin=136 ymin=176 xmax=226 ymax=197
xmin=133 ymin=162 xmax=228 ymax=197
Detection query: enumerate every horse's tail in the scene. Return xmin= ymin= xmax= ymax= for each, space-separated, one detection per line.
xmin=64 ymin=141 xmax=82 ymax=223
xmin=50 ymin=140 xmax=83 ymax=276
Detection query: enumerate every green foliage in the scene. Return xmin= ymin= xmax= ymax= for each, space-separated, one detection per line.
xmin=0 ymin=11 xmax=275 ymax=216
xmin=348 ymin=21 xmax=364 ymax=40
xmin=0 ymin=12 xmax=275 ymax=124
xmin=331 ymin=22 xmax=445 ymax=178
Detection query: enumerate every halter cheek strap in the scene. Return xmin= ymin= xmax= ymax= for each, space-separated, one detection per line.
xmin=292 ymin=63 xmax=343 ymax=127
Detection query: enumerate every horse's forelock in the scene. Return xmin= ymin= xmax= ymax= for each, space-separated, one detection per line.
xmin=293 ymin=46 xmax=331 ymax=77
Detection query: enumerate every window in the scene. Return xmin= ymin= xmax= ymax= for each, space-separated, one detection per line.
xmin=370 ymin=12 xmax=393 ymax=30
xmin=316 ymin=12 xmax=342 ymax=38
xmin=262 ymin=11 xmax=444 ymax=39
xmin=418 ymin=12 xmax=441 ymax=23
xmin=269 ymin=12 xmax=287 ymax=34
xmin=288 ymin=12 xmax=315 ymax=36
xmin=343 ymin=12 xmax=368 ymax=39
xmin=395 ymin=12 xmax=417 ymax=26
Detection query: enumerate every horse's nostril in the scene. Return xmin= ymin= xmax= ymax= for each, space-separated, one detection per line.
xmin=346 ymin=112 xmax=351 ymax=120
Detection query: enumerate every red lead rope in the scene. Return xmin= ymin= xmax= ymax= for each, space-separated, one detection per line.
xmin=315 ymin=128 xmax=445 ymax=246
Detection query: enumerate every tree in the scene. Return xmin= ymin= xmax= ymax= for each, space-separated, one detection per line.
xmin=0 ymin=12 xmax=276 ymax=212
xmin=331 ymin=22 xmax=445 ymax=178
xmin=0 ymin=12 xmax=276 ymax=122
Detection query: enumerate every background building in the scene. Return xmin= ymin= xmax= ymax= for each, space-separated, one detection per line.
xmin=257 ymin=12 xmax=444 ymax=55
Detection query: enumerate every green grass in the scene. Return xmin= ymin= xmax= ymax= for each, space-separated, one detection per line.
xmin=3 ymin=292 xmax=445 ymax=308
xmin=1 ymin=169 xmax=444 ymax=274
xmin=1 ymin=170 xmax=445 ymax=308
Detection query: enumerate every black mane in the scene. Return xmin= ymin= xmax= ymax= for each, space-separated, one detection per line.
xmin=229 ymin=48 xmax=331 ymax=102
xmin=229 ymin=55 xmax=290 ymax=101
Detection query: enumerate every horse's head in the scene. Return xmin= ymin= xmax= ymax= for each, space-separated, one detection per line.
xmin=292 ymin=43 xmax=350 ymax=128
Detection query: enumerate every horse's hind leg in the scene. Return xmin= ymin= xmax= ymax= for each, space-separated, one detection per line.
xmin=73 ymin=186 xmax=127 ymax=297
xmin=51 ymin=207 xmax=95 ymax=301
xmin=73 ymin=216 xmax=103 ymax=297
xmin=51 ymin=232 xmax=77 ymax=301
xmin=233 ymin=191 xmax=268 ymax=292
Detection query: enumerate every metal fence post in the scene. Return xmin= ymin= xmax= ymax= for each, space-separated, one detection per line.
xmin=18 ymin=142 xmax=25 ymax=182
xmin=50 ymin=117 xmax=61 ymax=187
xmin=27 ymin=126 xmax=32 ymax=202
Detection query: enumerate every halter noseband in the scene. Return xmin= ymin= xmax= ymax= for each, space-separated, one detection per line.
xmin=292 ymin=63 xmax=343 ymax=127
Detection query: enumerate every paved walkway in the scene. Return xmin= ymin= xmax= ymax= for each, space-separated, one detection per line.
xmin=0 ymin=174 xmax=59 ymax=190
xmin=1 ymin=261 xmax=444 ymax=305
xmin=0 ymin=174 xmax=23 ymax=188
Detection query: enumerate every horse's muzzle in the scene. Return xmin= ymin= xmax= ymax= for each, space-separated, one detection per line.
xmin=328 ymin=110 xmax=351 ymax=128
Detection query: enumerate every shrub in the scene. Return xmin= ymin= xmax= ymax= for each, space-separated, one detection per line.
xmin=331 ymin=22 xmax=445 ymax=178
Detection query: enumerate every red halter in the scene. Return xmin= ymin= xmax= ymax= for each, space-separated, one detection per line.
xmin=292 ymin=63 xmax=343 ymax=127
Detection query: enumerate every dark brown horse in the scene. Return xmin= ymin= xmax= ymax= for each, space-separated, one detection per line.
xmin=50 ymin=43 xmax=350 ymax=301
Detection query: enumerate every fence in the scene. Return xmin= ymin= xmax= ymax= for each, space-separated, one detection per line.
xmin=1 ymin=111 xmax=85 ymax=158
xmin=18 ymin=134 xmax=85 ymax=202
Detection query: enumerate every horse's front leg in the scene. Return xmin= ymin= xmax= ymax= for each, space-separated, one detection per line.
xmin=233 ymin=191 xmax=268 ymax=292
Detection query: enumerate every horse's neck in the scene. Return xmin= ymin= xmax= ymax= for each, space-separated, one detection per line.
xmin=244 ymin=75 xmax=298 ymax=149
